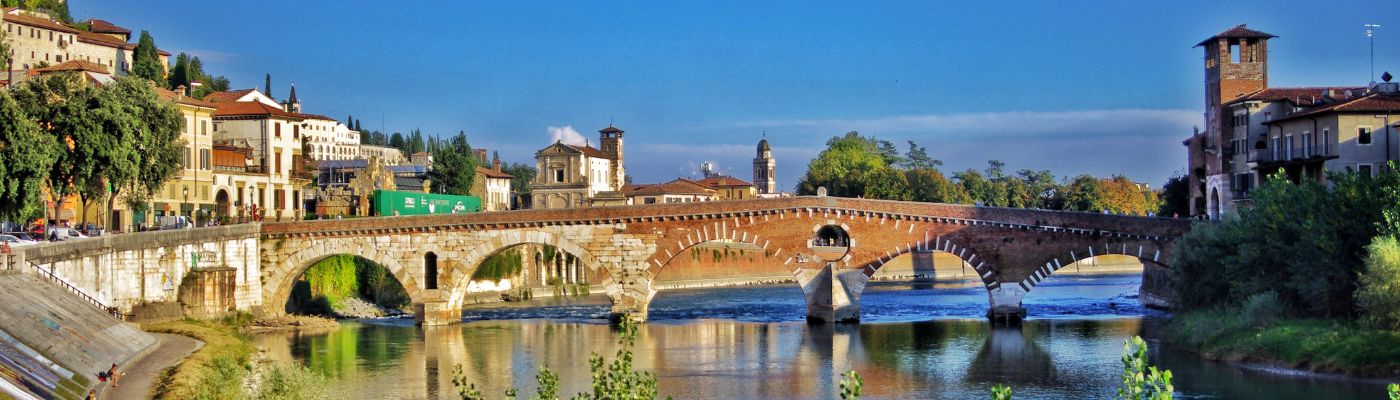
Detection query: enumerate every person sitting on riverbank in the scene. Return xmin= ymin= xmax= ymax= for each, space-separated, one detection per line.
xmin=108 ymin=363 xmax=120 ymax=388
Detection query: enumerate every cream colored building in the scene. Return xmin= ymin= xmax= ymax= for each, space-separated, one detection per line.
xmin=360 ymin=145 xmax=406 ymax=165
xmin=530 ymin=126 xmax=626 ymax=209
xmin=1259 ymin=86 xmax=1400 ymax=185
xmin=2 ymin=9 xmax=168 ymax=76
xmin=695 ymin=176 xmax=757 ymax=200
xmin=626 ymin=179 xmax=718 ymax=205
xmin=211 ymin=101 xmax=308 ymax=221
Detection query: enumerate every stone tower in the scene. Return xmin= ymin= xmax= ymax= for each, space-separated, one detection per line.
xmin=753 ymin=137 xmax=776 ymax=194
xmin=599 ymin=125 xmax=625 ymax=188
xmin=285 ymin=82 xmax=302 ymax=114
xmin=1190 ymin=24 xmax=1275 ymax=217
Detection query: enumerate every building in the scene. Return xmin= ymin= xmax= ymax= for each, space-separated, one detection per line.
xmin=625 ymin=179 xmax=718 ymax=205
xmin=1185 ymin=24 xmax=1400 ymax=218
xmin=529 ymin=125 xmax=627 ymax=209
xmin=695 ymin=176 xmax=756 ymax=200
xmin=359 ymin=145 xmax=406 ymax=165
xmin=468 ymin=150 xmax=514 ymax=211
xmin=753 ymin=137 xmax=777 ymax=194
xmin=210 ymin=100 xmax=309 ymax=221
xmin=314 ymin=159 xmax=398 ymax=217
xmin=1 ymin=8 xmax=169 ymax=77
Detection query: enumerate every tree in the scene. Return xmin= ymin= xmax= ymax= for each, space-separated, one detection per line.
xmin=131 ymin=31 xmax=165 ymax=86
xmin=901 ymin=141 xmax=942 ymax=170
xmin=905 ymin=168 xmax=970 ymax=204
xmin=429 ymin=132 xmax=477 ymax=195
xmin=503 ymin=163 xmax=537 ymax=196
xmin=14 ymin=72 xmax=101 ymax=226
xmin=109 ymin=78 xmax=183 ymax=229
xmin=167 ymin=53 xmax=230 ymax=98
xmin=1359 ymin=234 xmax=1400 ymax=329
xmin=265 ymin=73 xmax=272 ymax=98
xmin=0 ymin=90 xmax=56 ymax=224
xmin=389 ymin=132 xmax=406 ymax=153
xmin=796 ymin=131 xmax=895 ymax=198
xmin=1101 ymin=176 xmax=1157 ymax=216
xmin=1060 ymin=174 xmax=1107 ymax=212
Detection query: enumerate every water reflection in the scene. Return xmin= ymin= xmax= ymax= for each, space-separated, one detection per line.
xmin=249 ymin=275 xmax=1389 ymax=399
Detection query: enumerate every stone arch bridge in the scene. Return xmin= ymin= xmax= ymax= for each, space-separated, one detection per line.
xmin=260 ymin=196 xmax=1191 ymax=325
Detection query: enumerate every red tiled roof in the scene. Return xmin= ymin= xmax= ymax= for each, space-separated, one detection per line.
xmin=1227 ymin=87 xmax=1365 ymax=106
xmin=213 ymin=101 xmax=304 ymax=120
xmin=75 ymin=30 xmax=171 ymax=56
xmin=120 ymin=42 xmax=171 ymax=56
xmin=630 ymin=179 xmax=716 ymax=196
xmin=565 ymin=144 xmax=614 ymax=159
xmin=295 ymin=112 xmax=337 ymax=121
xmin=85 ymin=19 xmax=129 ymax=35
xmin=1268 ymin=93 xmax=1400 ymax=123
xmin=599 ymin=126 xmax=623 ymax=134
xmin=2 ymin=10 xmax=78 ymax=34
xmin=696 ymin=176 xmax=753 ymax=188
xmin=153 ymin=86 xmax=218 ymax=108
xmin=1196 ymin=24 xmax=1277 ymax=47
xmin=29 ymin=59 xmax=109 ymax=75
xmin=476 ymin=166 xmax=514 ymax=179
xmin=203 ymin=89 xmax=258 ymax=103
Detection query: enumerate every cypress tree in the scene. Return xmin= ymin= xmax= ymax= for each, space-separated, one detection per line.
xmin=131 ymin=31 xmax=165 ymax=86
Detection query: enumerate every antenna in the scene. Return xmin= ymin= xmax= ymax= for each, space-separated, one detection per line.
xmin=1367 ymin=24 xmax=1382 ymax=85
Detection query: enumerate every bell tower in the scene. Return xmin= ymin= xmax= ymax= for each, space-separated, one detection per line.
xmin=599 ymin=125 xmax=624 ymax=189
xmin=753 ymin=136 xmax=776 ymax=194
xmin=1199 ymin=24 xmax=1275 ymax=160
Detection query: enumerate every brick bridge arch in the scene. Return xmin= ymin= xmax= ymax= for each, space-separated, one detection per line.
xmin=260 ymin=235 xmax=434 ymax=317
xmin=261 ymin=197 xmax=1190 ymax=325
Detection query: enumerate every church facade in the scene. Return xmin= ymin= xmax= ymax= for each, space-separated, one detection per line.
xmin=529 ymin=126 xmax=627 ymax=209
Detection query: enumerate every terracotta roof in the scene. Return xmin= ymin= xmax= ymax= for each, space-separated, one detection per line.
xmin=622 ymin=184 xmax=652 ymax=195
xmin=213 ymin=101 xmax=305 ymax=120
xmin=565 ymin=144 xmax=614 ymax=159
xmin=294 ymin=112 xmax=337 ymax=121
xmin=599 ymin=125 xmax=623 ymax=134
xmin=153 ymin=86 xmax=217 ymax=108
xmin=84 ymin=19 xmax=129 ymax=35
xmin=29 ymin=59 xmax=109 ymax=75
xmin=1268 ymin=93 xmax=1400 ymax=124
xmin=630 ymin=179 xmax=716 ymax=196
xmin=476 ymin=166 xmax=514 ymax=179
xmin=121 ymin=42 xmax=171 ymax=56
xmin=1196 ymin=24 xmax=1277 ymax=47
xmin=1227 ymin=87 xmax=1366 ymax=106
xmin=2 ymin=10 xmax=78 ymax=34
xmin=696 ymin=176 xmax=753 ymax=188
xmin=203 ymin=89 xmax=258 ymax=103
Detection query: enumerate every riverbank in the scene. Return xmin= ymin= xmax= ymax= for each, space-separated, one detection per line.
xmin=1166 ymin=309 xmax=1400 ymax=378
xmin=143 ymin=315 xmax=339 ymax=399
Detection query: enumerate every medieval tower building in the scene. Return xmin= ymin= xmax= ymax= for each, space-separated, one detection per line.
xmin=753 ymin=137 xmax=776 ymax=194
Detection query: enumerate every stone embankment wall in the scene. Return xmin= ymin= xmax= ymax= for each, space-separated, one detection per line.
xmin=18 ymin=224 xmax=263 ymax=316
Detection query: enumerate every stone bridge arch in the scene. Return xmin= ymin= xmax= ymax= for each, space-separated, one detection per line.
xmin=261 ymin=236 xmax=429 ymax=317
xmin=445 ymin=228 xmax=607 ymax=308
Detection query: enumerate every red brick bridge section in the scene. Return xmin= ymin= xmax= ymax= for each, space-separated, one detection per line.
xmin=260 ymin=196 xmax=1192 ymax=325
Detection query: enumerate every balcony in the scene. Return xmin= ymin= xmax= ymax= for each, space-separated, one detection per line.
xmin=1253 ymin=147 xmax=1337 ymax=166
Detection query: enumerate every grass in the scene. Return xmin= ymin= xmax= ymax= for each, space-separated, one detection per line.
xmin=1167 ymin=308 xmax=1400 ymax=377
xmin=145 ymin=318 xmax=256 ymax=400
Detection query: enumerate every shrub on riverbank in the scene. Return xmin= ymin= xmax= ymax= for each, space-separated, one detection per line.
xmin=1359 ymin=235 xmax=1400 ymax=329
xmin=255 ymin=363 xmax=332 ymax=399
xmin=1167 ymin=309 xmax=1400 ymax=377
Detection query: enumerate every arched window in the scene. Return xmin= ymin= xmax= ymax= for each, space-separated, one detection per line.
xmin=425 ymin=252 xmax=439 ymax=289
xmin=814 ymin=225 xmax=849 ymax=247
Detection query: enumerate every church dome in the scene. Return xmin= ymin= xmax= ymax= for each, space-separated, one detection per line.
xmin=757 ymin=138 xmax=771 ymax=152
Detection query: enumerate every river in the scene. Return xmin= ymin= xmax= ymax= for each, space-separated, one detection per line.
xmin=251 ymin=274 xmax=1391 ymax=399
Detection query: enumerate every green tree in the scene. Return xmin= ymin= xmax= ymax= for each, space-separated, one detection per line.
xmin=1061 ymin=174 xmax=1107 ymax=212
xmin=13 ymin=72 xmax=101 ymax=225
xmin=1157 ymin=173 xmax=1190 ymax=218
xmin=0 ymin=90 xmax=55 ymax=223
xmin=131 ymin=31 xmax=165 ymax=86
xmin=901 ymin=140 xmax=942 ymax=170
xmin=954 ymin=169 xmax=993 ymax=205
xmin=389 ymin=132 xmax=406 ymax=153
xmin=429 ymin=132 xmax=477 ymax=195
xmin=122 ymin=79 xmax=185 ymax=228
xmin=75 ymin=78 xmax=145 ymax=227
xmin=1358 ymin=235 xmax=1400 ymax=329
xmin=797 ymin=131 xmax=897 ymax=198
xmin=503 ymin=163 xmax=536 ymax=196
xmin=905 ymin=168 xmax=970 ymax=204
xmin=265 ymin=73 xmax=272 ymax=98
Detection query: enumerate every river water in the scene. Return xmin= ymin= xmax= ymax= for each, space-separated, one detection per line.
xmin=251 ymin=274 xmax=1391 ymax=399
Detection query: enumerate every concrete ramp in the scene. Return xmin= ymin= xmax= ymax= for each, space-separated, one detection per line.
xmin=0 ymin=272 xmax=156 ymax=399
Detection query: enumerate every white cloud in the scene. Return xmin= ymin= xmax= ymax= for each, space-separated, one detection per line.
xmin=548 ymin=125 xmax=587 ymax=146
xmin=725 ymin=109 xmax=1199 ymax=139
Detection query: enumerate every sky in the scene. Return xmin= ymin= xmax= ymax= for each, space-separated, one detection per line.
xmin=76 ymin=1 xmax=1400 ymax=190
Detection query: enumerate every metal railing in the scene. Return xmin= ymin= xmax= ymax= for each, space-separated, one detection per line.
xmin=1250 ymin=147 xmax=1331 ymax=163
xmin=25 ymin=259 xmax=130 ymax=321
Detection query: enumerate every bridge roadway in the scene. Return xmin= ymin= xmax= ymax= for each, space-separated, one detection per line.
xmin=13 ymin=196 xmax=1191 ymax=326
xmin=260 ymin=196 xmax=1192 ymax=325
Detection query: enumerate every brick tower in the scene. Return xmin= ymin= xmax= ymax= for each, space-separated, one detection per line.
xmin=1189 ymin=24 xmax=1276 ymax=217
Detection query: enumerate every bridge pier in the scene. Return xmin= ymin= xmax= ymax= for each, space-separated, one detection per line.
xmin=414 ymin=301 xmax=459 ymax=326
xmin=987 ymin=286 xmax=1027 ymax=324
xmin=606 ymin=275 xmax=656 ymax=324
xmin=796 ymin=263 xmax=868 ymax=323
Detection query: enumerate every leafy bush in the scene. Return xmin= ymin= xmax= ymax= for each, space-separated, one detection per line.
xmin=1388 ymin=383 xmax=1398 ymax=400
xmin=256 ymin=363 xmax=333 ymax=400
xmin=1117 ymin=336 xmax=1173 ymax=400
xmin=1172 ymin=171 xmax=1386 ymax=319
xmin=990 ymin=384 xmax=1013 ymax=400
xmin=839 ymin=370 xmax=862 ymax=399
xmin=304 ymin=255 xmax=359 ymax=307
xmin=472 ymin=250 xmax=523 ymax=282
xmin=1359 ymin=235 xmax=1400 ymax=329
xmin=1241 ymin=291 xmax=1284 ymax=328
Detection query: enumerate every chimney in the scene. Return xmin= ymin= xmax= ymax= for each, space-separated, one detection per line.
xmin=474 ymin=149 xmax=487 ymax=164
xmin=493 ymin=158 xmax=501 ymax=171
xmin=176 ymin=84 xmax=187 ymax=98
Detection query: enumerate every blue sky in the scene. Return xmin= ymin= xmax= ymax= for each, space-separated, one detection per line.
xmin=78 ymin=1 xmax=1400 ymax=190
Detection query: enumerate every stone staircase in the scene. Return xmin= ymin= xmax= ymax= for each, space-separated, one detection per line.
xmin=0 ymin=270 xmax=156 ymax=400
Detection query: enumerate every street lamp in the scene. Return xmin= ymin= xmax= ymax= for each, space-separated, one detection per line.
xmin=182 ymin=186 xmax=190 ymax=222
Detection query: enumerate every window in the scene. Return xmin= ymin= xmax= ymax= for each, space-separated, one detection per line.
xmin=554 ymin=169 xmax=565 ymax=183
xmin=274 ymin=123 xmax=281 ymax=138
xmin=1360 ymin=164 xmax=1374 ymax=177
xmin=201 ymin=120 xmax=207 ymax=135
xmin=274 ymin=150 xmax=283 ymax=174
xmin=1323 ymin=129 xmax=1330 ymax=155
xmin=1285 ymin=135 xmax=1293 ymax=159
xmin=184 ymin=148 xmax=191 ymax=169
xmin=1360 ymin=127 xmax=1374 ymax=145
xmin=424 ymin=252 xmax=439 ymax=289
xmin=293 ymin=125 xmax=299 ymax=139
xmin=200 ymin=149 xmax=211 ymax=170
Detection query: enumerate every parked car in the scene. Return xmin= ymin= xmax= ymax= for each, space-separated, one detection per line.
xmin=65 ymin=228 xmax=88 ymax=239
xmin=5 ymin=232 xmax=37 ymax=242
xmin=0 ymin=234 xmax=38 ymax=247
